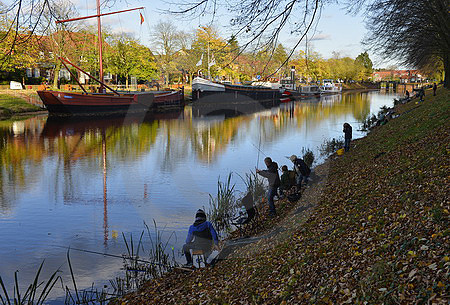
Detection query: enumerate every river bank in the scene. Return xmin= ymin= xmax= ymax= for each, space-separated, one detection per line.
xmin=0 ymin=82 xmax=381 ymax=120
xmin=115 ymin=87 xmax=448 ymax=304
xmin=0 ymin=91 xmax=43 ymax=119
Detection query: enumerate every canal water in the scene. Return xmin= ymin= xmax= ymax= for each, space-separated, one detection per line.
xmin=0 ymin=91 xmax=396 ymax=301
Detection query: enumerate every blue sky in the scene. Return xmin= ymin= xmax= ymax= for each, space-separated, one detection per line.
xmin=73 ymin=0 xmax=390 ymax=68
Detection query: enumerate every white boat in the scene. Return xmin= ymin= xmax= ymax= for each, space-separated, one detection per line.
xmin=320 ymin=79 xmax=342 ymax=94
xmin=282 ymin=84 xmax=321 ymax=100
xmin=191 ymin=77 xmax=282 ymax=101
xmin=251 ymin=81 xmax=282 ymax=89
xmin=300 ymin=85 xmax=321 ymax=96
xmin=192 ymin=77 xmax=225 ymax=92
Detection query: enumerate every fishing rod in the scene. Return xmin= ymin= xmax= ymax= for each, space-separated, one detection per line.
xmin=252 ymin=142 xmax=267 ymax=157
xmin=256 ymin=118 xmax=262 ymax=169
xmin=55 ymin=246 xmax=192 ymax=271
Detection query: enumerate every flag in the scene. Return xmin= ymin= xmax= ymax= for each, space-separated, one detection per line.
xmin=196 ymin=54 xmax=203 ymax=67
xmin=208 ymin=53 xmax=216 ymax=68
xmin=140 ymin=13 xmax=144 ymax=24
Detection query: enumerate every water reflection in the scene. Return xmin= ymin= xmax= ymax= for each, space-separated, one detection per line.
xmin=0 ymin=93 xmax=374 ymax=214
xmin=0 ymin=91 xmax=395 ymax=300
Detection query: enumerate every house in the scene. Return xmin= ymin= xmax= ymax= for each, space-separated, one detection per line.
xmin=372 ymin=70 xmax=423 ymax=83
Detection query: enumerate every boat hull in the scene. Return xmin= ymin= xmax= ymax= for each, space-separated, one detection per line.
xmin=192 ymin=85 xmax=282 ymax=102
xmin=283 ymin=90 xmax=321 ymax=100
xmin=191 ymin=77 xmax=281 ymax=102
xmin=38 ymin=89 xmax=184 ymax=116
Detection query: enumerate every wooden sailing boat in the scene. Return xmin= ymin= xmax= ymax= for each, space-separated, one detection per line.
xmin=37 ymin=2 xmax=184 ymax=116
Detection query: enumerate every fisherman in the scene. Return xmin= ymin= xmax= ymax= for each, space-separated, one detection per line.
xmin=343 ymin=122 xmax=352 ymax=152
xmin=290 ymin=155 xmax=311 ymax=189
xmin=418 ymin=87 xmax=425 ymax=102
xmin=182 ymin=209 xmax=219 ymax=267
xmin=256 ymin=157 xmax=280 ymax=217
xmin=279 ymin=165 xmax=296 ymax=196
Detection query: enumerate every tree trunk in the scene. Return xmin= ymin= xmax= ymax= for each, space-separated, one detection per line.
xmin=444 ymin=54 xmax=449 ymax=89
xmin=53 ymin=62 xmax=61 ymax=88
xmin=126 ymin=74 xmax=129 ymax=90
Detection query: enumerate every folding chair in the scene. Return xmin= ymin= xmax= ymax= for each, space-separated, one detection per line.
xmin=191 ymin=249 xmax=207 ymax=268
xmin=232 ymin=192 xmax=258 ymax=236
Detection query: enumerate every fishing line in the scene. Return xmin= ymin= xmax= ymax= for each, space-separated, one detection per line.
xmin=252 ymin=142 xmax=267 ymax=157
xmin=55 ymin=245 xmax=167 ymax=267
xmin=256 ymin=117 xmax=262 ymax=170
xmin=54 ymin=245 xmax=202 ymax=271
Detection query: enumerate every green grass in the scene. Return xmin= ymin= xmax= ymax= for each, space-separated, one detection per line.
xmin=0 ymin=94 xmax=41 ymax=117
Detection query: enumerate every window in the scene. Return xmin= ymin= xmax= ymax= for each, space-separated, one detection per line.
xmin=59 ymin=69 xmax=71 ymax=80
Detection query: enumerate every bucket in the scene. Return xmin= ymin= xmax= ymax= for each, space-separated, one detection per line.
xmin=337 ymin=148 xmax=345 ymax=155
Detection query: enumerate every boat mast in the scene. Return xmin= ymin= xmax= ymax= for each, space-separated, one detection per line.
xmin=56 ymin=6 xmax=144 ymax=93
xmin=97 ymin=0 xmax=104 ymax=92
xmin=207 ymin=41 xmax=210 ymax=80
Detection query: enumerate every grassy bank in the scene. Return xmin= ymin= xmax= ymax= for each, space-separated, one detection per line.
xmin=0 ymin=92 xmax=42 ymax=118
xmin=115 ymin=86 xmax=449 ymax=304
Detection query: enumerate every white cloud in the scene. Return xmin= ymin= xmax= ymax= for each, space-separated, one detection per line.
xmin=309 ymin=34 xmax=331 ymax=41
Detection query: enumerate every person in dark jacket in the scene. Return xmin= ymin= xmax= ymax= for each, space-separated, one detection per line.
xmin=433 ymin=83 xmax=437 ymax=96
xmin=418 ymin=87 xmax=425 ymax=102
xmin=256 ymin=157 xmax=280 ymax=216
xmin=182 ymin=209 xmax=219 ymax=267
xmin=290 ymin=155 xmax=311 ymax=189
xmin=343 ymin=123 xmax=352 ymax=152
xmin=279 ymin=165 xmax=295 ymax=195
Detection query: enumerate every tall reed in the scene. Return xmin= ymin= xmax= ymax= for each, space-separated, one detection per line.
xmin=0 ymin=261 xmax=61 ymax=305
xmin=206 ymin=173 xmax=237 ymax=238
xmin=318 ymin=137 xmax=344 ymax=156
xmin=238 ymin=170 xmax=266 ymax=201
xmin=301 ymin=147 xmax=315 ymax=168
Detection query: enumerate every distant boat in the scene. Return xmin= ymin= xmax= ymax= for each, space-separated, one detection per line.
xmin=282 ymin=84 xmax=321 ymax=100
xmin=320 ymin=79 xmax=342 ymax=94
xmin=192 ymin=77 xmax=282 ymax=102
xmin=37 ymin=4 xmax=184 ymax=116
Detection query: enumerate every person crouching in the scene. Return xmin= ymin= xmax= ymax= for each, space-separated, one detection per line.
xmin=182 ymin=209 xmax=219 ymax=267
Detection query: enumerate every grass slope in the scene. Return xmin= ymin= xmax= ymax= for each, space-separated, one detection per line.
xmin=0 ymin=93 xmax=41 ymax=118
xmin=118 ymin=88 xmax=449 ymax=305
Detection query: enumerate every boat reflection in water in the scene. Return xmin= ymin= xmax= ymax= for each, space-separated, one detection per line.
xmin=41 ymin=110 xmax=184 ymax=246
xmin=191 ymin=93 xmax=281 ymax=118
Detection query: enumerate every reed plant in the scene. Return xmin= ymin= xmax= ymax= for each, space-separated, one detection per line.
xmin=318 ymin=138 xmax=345 ymax=156
xmin=237 ymin=170 xmax=266 ymax=201
xmin=144 ymin=220 xmax=176 ymax=276
xmin=361 ymin=106 xmax=391 ymax=131
xmin=301 ymin=147 xmax=315 ymax=168
xmin=206 ymin=173 xmax=237 ymax=238
xmin=0 ymin=261 xmax=61 ymax=305
xmin=0 ymin=220 xmax=178 ymax=304
xmin=64 ymin=250 xmax=113 ymax=305
xmin=112 ymin=223 xmax=176 ymax=295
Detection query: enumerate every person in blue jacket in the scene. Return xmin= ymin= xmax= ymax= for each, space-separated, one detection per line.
xmin=182 ymin=209 xmax=219 ymax=267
